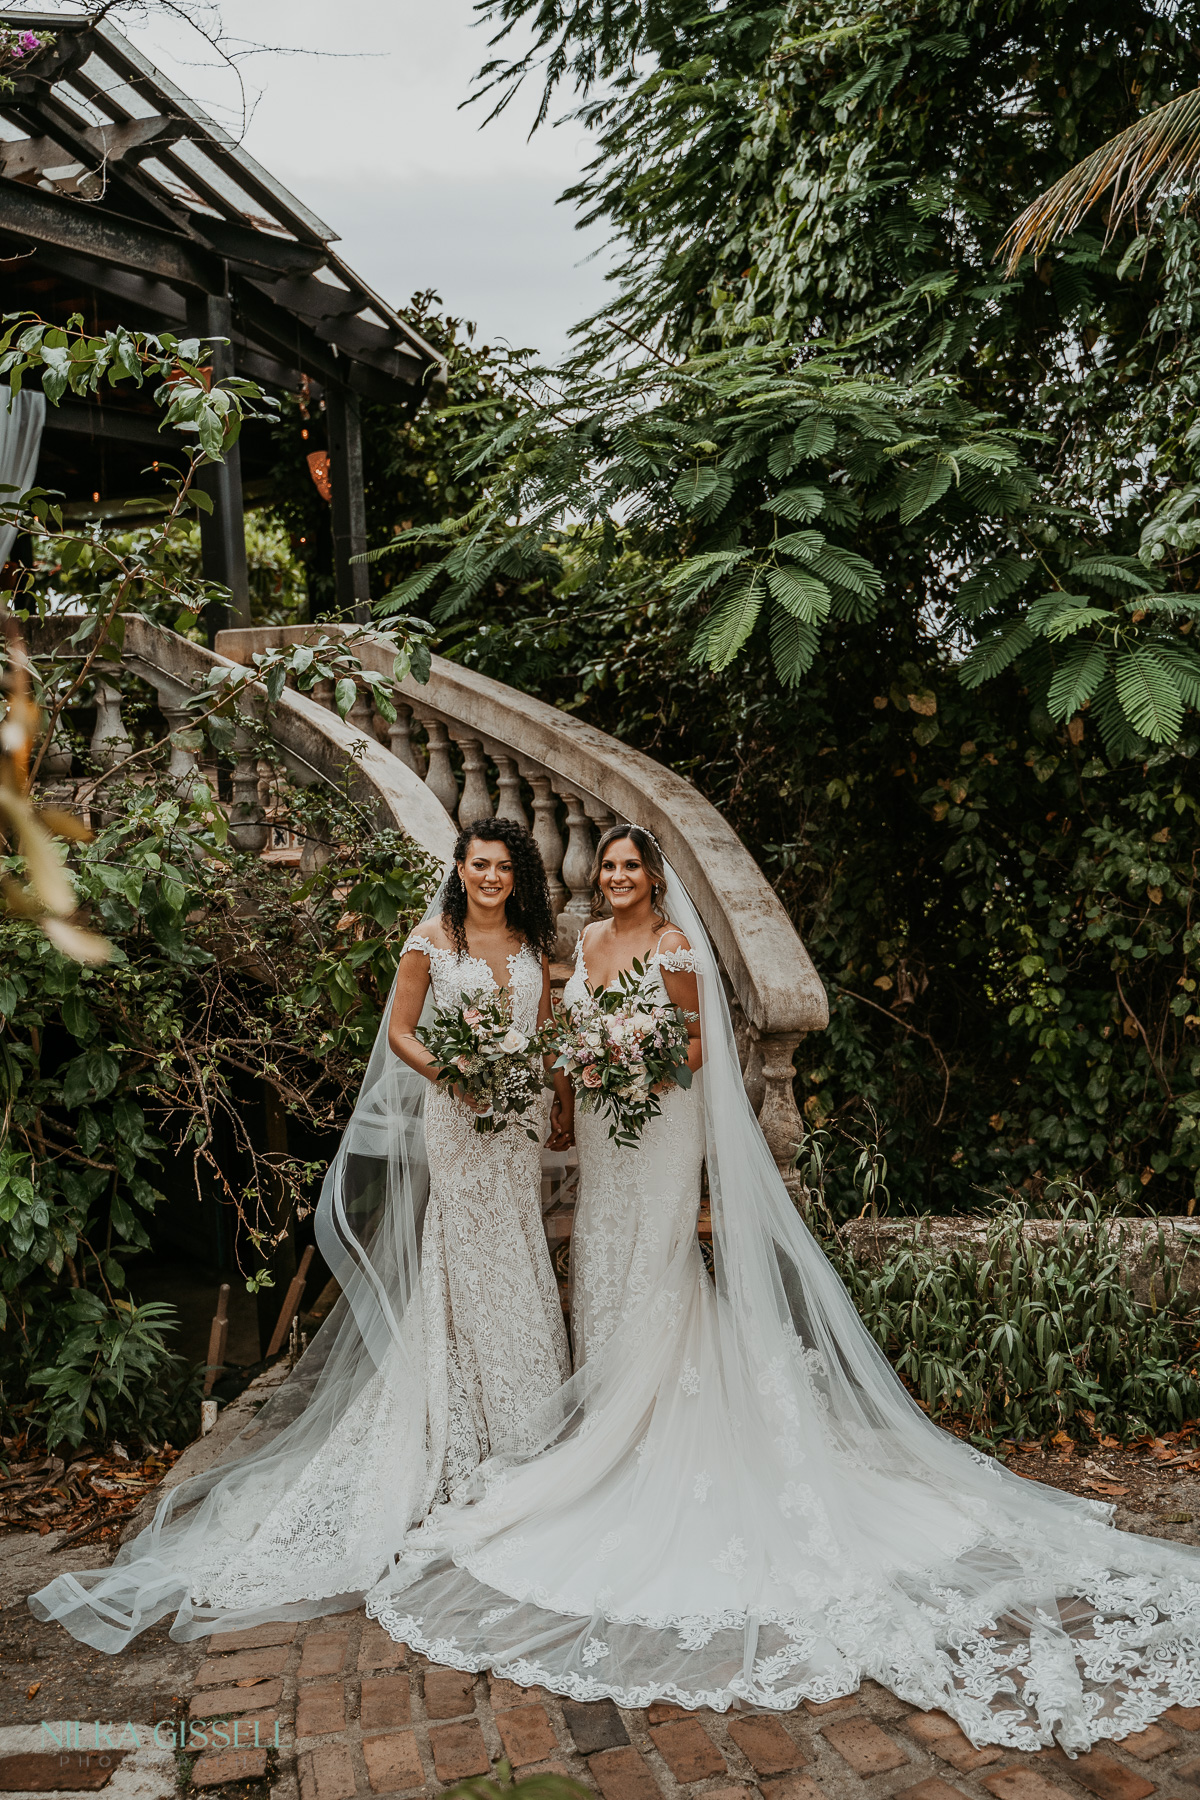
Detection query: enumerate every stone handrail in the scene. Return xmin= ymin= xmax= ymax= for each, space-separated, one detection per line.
xmin=214 ymin=624 xmax=827 ymax=1175
xmin=119 ymin=617 xmax=456 ymax=863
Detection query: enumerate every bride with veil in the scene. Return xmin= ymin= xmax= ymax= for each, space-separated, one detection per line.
xmin=31 ymin=823 xmax=1200 ymax=1751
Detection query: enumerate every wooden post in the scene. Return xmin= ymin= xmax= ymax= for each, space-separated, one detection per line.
xmin=185 ymin=290 xmax=251 ymax=641
xmin=203 ymin=1282 xmax=230 ymax=1396
xmin=326 ymin=378 xmax=370 ymax=624
xmin=266 ymin=1243 xmax=315 ymax=1360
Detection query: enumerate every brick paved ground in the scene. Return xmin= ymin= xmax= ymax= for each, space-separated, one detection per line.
xmin=182 ymin=1609 xmax=1200 ymax=1800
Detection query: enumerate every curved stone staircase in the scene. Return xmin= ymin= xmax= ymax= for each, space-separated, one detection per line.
xmin=107 ymin=616 xmax=825 ymax=1180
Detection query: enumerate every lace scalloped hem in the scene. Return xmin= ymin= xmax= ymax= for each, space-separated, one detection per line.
xmin=365 ymin=1553 xmax=1200 ymax=1754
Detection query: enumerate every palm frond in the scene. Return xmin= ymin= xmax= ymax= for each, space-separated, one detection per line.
xmin=1001 ymin=85 xmax=1200 ymax=274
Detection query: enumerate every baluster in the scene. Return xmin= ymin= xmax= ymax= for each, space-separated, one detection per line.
xmin=529 ymin=773 xmax=566 ymax=921
xmin=39 ymin=710 xmax=74 ymax=782
xmin=456 ymin=734 xmax=493 ymax=826
xmin=422 ymin=719 xmax=459 ymax=816
xmin=493 ymin=753 xmax=529 ymax=828
xmin=228 ymin=722 xmax=269 ymax=853
xmin=387 ymin=702 xmax=423 ymax=773
xmin=89 ymin=675 xmax=133 ymax=770
xmin=159 ymin=697 xmax=205 ymax=802
xmin=556 ymin=791 xmax=594 ymax=958
xmin=585 ymin=801 xmax=616 ymax=839
xmin=310 ymin=677 xmax=334 ymax=710
xmin=455 ymin=730 xmax=492 ymax=824
xmin=757 ymin=1031 xmax=805 ymax=1188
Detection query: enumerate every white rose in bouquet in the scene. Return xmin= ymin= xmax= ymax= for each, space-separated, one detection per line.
xmin=500 ymin=1027 xmax=529 ymax=1054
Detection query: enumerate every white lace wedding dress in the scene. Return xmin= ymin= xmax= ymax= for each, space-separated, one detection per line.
xmin=31 ymin=926 xmax=570 ymax=1634
xmin=401 ymin=935 xmax=570 ymax=1499
xmin=567 ymin=935 xmax=705 ymax=1366
xmin=187 ymin=935 xmax=570 ymax=1610
xmin=364 ymin=889 xmax=1200 ymax=1753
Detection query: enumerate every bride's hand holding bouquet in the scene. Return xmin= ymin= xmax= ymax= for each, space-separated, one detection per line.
xmin=550 ymin=961 xmax=695 ymax=1148
xmin=415 ymin=991 xmax=552 ymax=1138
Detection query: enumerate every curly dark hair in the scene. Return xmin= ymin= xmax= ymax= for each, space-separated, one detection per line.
xmin=442 ymin=818 xmax=557 ymax=960
xmin=589 ymin=824 xmax=670 ymax=925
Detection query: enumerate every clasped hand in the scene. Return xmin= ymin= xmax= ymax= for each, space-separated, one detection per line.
xmin=546 ymin=1093 xmax=574 ymax=1151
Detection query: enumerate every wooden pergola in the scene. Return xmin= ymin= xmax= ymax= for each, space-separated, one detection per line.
xmin=0 ymin=12 xmax=446 ymax=630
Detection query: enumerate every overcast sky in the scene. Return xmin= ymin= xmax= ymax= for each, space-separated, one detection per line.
xmin=70 ymin=0 xmax=617 ymax=361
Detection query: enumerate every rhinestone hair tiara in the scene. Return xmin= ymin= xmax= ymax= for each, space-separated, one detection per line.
xmin=621 ymin=821 xmax=663 ymax=853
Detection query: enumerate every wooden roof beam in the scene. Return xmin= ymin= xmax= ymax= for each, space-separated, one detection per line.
xmin=0 ymin=171 xmax=219 ymax=286
xmin=0 ymin=115 xmax=187 ymax=182
xmin=40 ymin=398 xmax=190 ymax=449
xmin=231 ymin=277 xmax=421 ymax=406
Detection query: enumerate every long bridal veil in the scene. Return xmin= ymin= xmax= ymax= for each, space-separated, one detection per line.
xmin=30 ymin=878 xmax=458 ymax=1648
xmin=360 ymin=854 xmax=1200 ymax=1750
xmin=32 ymin=847 xmax=1200 ymax=1750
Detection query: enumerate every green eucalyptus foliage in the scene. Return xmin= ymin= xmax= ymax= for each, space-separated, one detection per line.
xmin=0 ymin=767 xmax=436 ymax=1449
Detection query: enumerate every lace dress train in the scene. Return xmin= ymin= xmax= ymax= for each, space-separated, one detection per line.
xmin=367 ymin=941 xmax=1200 ymax=1752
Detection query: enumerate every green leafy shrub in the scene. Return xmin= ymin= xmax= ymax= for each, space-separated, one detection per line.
xmin=814 ymin=1192 xmax=1200 ymax=1446
xmin=0 ymin=765 xmax=436 ymax=1449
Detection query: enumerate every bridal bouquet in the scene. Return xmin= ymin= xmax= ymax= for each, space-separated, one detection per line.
xmin=551 ymin=963 xmax=695 ymax=1148
xmin=416 ymin=993 xmax=551 ymax=1138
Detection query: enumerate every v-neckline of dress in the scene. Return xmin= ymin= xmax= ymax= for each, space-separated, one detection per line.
xmin=458 ymin=942 xmax=526 ymax=997
xmin=576 ymin=933 xmax=658 ymax=996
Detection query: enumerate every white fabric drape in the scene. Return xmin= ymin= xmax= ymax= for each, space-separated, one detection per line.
xmin=0 ymin=386 xmax=47 ymax=565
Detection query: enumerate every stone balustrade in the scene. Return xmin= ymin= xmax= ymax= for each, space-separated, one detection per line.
xmin=213 ymin=624 xmax=828 ymax=1176
xmin=25 ymin=614 xmax=822 ymax=1176
xmin=118 ymin=617 xmax=457 ymax=865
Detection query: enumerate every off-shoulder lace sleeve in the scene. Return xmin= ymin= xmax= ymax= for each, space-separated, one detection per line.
xmin=400 ymin=933 xmax=439 ymax=960
xmin=653 ymin=931 xmax=697 ymax=974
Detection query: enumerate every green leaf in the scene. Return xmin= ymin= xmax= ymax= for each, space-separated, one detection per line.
xmin=955 ymin=555 xmax=1036 ymax=620
xmin=1047 ymin=641 xmax=1109 ymax=718
xmin=1113 ymin=646 xmax=1185 ymax=743
xmin=1025 ymin=591 xmax=1114 ymax=640
xmin=789 ymin=412 xmax=837 ymax=461
xmin=1151 ymin=638 xmax=1200 ymax=709
xmin=958 ymin=618 xmax=1035 ymax=689
xmin=375 ymin=563 xmax=442 ymax=618
xmin=807 ymin=543 xmax=883 ymax=601
xmin=769 ymin=609 xmax=821 ymax=688
xmin=334 ymin=677 xmax=358 ymax=718
xmin=692 ymin=570 xmax=766 ymax=671
xmin=371 ymin=683 xmax=398 ymax=725
xmin=761 ymin=485 xmax=825 ymax=522
xmin=61 ymin=992 xmax=95 ymax=1043
xmin=898 ymin=455 xmax=954 ymax=523
xmin=766 ymin=565 xmax=831 ymax=623
xmin=672 ymin=465 xmax=733 ymax=519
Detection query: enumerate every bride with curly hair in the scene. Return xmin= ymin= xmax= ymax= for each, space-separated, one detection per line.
xmin=386 ymin=816 xmax=573 ymax=1501
xmin=31 ymin=817 xmax=574 ymax=1642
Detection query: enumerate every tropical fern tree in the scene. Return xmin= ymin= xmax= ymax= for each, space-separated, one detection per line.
xmin=371 ymin=343 xmax=1200 ymax=757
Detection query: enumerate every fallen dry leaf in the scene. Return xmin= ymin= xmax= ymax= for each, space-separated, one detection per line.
xmin=1082 ymin=1479 xmax=1130 ymax=1497
xmin=26 ymin=1682 xmax=40 ymax=1700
